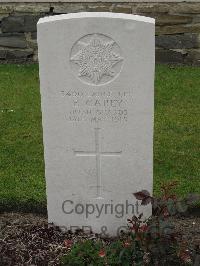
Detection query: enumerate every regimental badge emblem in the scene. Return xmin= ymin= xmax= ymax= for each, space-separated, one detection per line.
xmin=70 ymin=34 xmax=123 ymax=85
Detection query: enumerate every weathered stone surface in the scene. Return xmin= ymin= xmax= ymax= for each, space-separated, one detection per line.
xmin=0 ymin=48 xmax=33 ymax=60
xmin=33 ymin=50 xmax=38 ymax=61
xmin=185 ymin=49 xmax=200 ymax=65
xmin=0 ymin=49 xmax=6 ymax=59
xmin=2 ymin=16 xmax=24 ymax=33
xmin=51 ymin=3 xmax=85 ymax=13
xmin=193 ymin=15 xmax=200 ymax=24
xmin=140 ymin=14 xmax=193 ymax=26
xmin=196 ymin=34 xmax=200 ymax=47
xmin=0 ymin=2 xmax=200 ymax=66
xmin=0 ymin=33 xmax=27 ymax=48
xmin=87 ymin=4 xmax=111 ymax=12
xmin=15 ymin=3 xmax=50 ymax=13
xmin=0 ymin=14 xmax=9 ymax=22
xmin=0 ymin=4 xmax=14 ymax=14
xmin=112 ymin=4 xmax=132 ymax=14
xmin=2 ymin=15 xmax=44 ymax=33
xmin=135 ymin=3 xmax=170 ymax=13
xmin=25 ymin=32 xmax=38 ymax=49
xmin=156 ymin=34 xmax=200 ymax=49
xmin=24 ymin=15 xmax=43 ymax=32
xmin=156 ymin=48 xmax=186 ymax=64
xmin=172 ymin=3 xmax=200 ymax=14
xmin=6 ymin=49 xmax=33 ymax=59
xmin=155 ymin=15 xmax=193 ymax=26
xmin=156 ymin=24 xmax=200 ymax=35
xmin=31 ymin=32 xmax=37 ymax=40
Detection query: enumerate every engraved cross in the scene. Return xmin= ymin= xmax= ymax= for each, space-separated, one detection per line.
xmin=74 ymin=128 xmax=122 ymax=198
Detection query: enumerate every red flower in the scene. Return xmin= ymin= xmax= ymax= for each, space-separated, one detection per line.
xmin=98 ymin=249 xmax=106 ymax=258
xmin=136 ymin=235 xmax=142 ymax=241
xmin=123 ymin=241 xmax=131 ymax=248
xmin=139 ymin=224 xmax=148 ymax=233
xmin=130 ymin=224 xmax=136 ymax=231
xmin=163 ymin=207 xmax=169 ymax=218
xmin=64 ymin=239 xmax=73 ymax=249
xmin=179 ymin=250 xmax=192 ymax=264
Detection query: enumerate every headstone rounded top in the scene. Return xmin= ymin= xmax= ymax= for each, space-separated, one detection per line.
xmin=37 ymin=12 xmax=155 ymax=25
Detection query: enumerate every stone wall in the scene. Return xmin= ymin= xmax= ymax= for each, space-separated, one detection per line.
xmin=0 ymin=2 xmax=200 ymax=65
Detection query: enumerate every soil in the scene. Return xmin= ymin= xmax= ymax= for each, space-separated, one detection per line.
xmin=0 ymin=212 xmax=200 ymax=266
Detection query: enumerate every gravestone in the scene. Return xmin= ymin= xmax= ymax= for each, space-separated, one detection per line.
xmin=37 ymin=12 xmax=155 ymax=236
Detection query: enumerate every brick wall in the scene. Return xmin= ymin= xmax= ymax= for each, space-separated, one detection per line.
xmin=0 ymin=2 xmax=200 ymax=65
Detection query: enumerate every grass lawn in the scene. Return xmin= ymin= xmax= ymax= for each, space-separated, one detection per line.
xmin=0 ymin=64 xmax=199 ymax=213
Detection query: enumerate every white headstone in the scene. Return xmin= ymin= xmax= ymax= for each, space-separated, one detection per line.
xmin=38 ymin=12 xmax=155 ymax=236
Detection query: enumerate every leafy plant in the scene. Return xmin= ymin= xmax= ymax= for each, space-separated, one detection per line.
xmin=61 ymin=182 xmax=199 ymax=265
xmin=131 ymin=181 xmax=199 ymax=265
xmin=61 ymin=240 xmax=104 ymax=266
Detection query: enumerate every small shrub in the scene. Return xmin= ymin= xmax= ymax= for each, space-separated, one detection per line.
xmin=61 ymin=240 xmax=104 ymax=265
xmin=61 ymin=182 xmax=199 ymax=265
xmin=131 ymin=181 xmax=199 ymax=265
